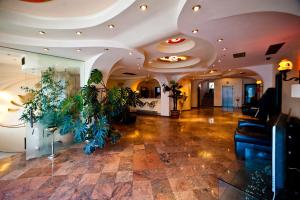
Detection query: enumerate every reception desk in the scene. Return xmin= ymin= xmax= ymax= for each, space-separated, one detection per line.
xmin=136 ymin=98 xmax=161 ymax=115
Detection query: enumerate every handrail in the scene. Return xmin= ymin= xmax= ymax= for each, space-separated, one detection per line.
xmin=0 ymin=123 xmax=25 ymax=128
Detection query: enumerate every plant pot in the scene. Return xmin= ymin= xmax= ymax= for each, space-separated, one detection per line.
xmin=170 ymin=110 xmax=180 ymax=119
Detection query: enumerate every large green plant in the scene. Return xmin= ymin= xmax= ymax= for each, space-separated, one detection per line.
xmin=21 ymin=68 xmax=66 ymax=129
xmin=162 ymin=80 xmax=183 ymax=111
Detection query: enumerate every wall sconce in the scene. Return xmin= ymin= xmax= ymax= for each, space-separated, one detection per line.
xmin=277 ymin=59 xmax=300 ymax=98
xmin=256 ymin=80 xmax=262 ymax=85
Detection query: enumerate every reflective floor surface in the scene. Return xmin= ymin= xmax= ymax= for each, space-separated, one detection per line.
xmin=0 ymin=108 xmax=270 ymax=200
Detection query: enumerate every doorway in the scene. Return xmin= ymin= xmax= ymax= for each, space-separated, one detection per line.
xmin=222 ymin=86 xmax=233 ymax=108
xmin=244 ymin=84 xmax=257 ymax=104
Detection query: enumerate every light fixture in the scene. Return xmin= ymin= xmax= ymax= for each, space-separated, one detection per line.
xmin=165 ymin=38 xmax=185 ymax=44
xmin=148 ymin=61 xmax=152 ymax=64
xmin=39 ymin=31 xmax=46 ymax=35
xmin=129 ymin=52 xmax=133 ymax=55
xmin=192 ymin=29 xmax=198 ymax=34
xmin=43 ymin=48 xmax=49 ymax=51
xmin=140 ymin=4 xmax=147 ymax=11
xmin=108 ymin=24 xmax=115 ymax=29
xmin=159 ymin=56 xmax=188 ymax=62
xmin=76 ymin=31 xmax=82 ymax=35
xmin=217 ymin=38 xmax=223 ymax=42
xmin=277 ymin=59 xmax=300 ymax=98
xmin=76 ymin=49 xmax=81 ymax=52
xmin=218 ymin=59 xmax=221 ymax=63
xmin=192 ymin=5 xmax=201 ymax=12
xmin=256 ymin=80 xmax=262 ymax=85
xmin=222 ymin=47 xmax=227 ymax=51
xmin=228 ymin=69 xmax=232 ymax=71
xmin=104 ymin=48 xmax=109 ymax=51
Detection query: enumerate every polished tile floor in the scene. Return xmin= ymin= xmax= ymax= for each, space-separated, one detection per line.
xmin=0 ymin=108 xmax=248 ymax=200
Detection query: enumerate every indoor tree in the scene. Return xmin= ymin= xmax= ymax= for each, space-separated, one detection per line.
xmin=162 ymin=80 xmax=183 ymax=118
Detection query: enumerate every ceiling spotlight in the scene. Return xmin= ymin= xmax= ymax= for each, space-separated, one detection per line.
xmin=138 ymin=67 xmax=141 ymax=70
xmin=228 ymin=69 xmax=232 ymax=71
xmin=39 ymin=31 xmax=46 ymax=35
xmin=129 ymin=52 xmax=133 ymax=55
xmin=76 ymin=49 xmax=81 ymax=52
xmin=217 ymin=38 xmax=223 ymax=42
xmin=43 ymin=48 xmax=49 ymax=51
xmin=108 ymin=24 xmax=115 ymax=29
xmin=218 ymin=59 xmax=221 ymax=63
xmin=76 ymin=31 xmax=82 ymax=35
xmin=192 ymin=29 xmax=199 ymax=34
xmin=192 ymin=5 xmax=201 ymax=12
xmin=137 ymin=63 xmax=140 ymax=66
xmin=148 ymin=61 xmax=152 ymax=64
xmin=222 ymin=47 xmax=227 ymax=51
xmin=140 ymin=4 xmax=148 ymax=11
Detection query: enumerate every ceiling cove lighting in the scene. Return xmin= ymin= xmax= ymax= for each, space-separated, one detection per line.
xmin=140 ymin=4 xmax=148 ymax=11
xmin=165 ymin=38 xmax=186 ymax=44
xmin=192 ymin=29 xmax=198 ymax=34
xmin=192 ymin=5 xmax=201 ymax=12
xmin=39 ymin=31 xmax=46 ymax=35
xmin=76 ymin=31 xmax=82 ymax=35
xmin=108 ymin=24 xmax=115 ymax=29
xmin=76 ymin=49 xmax=81 ymax=52
xmin=222 ymin=47 xmax=227 ymax=51
xmin=217 ymin=38 xmax=223 ymax=42
xmin=159 ymin=56 xmax=188 ymax=62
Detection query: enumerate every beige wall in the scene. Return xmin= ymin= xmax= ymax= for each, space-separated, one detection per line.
xmin=179 ymin=79 xmax=191 ymax=110
xmin=213 ymin=77 xmax=256 ymax=107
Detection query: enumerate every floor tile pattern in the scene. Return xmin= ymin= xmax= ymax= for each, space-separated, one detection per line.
xmin=0 ymin=108 xmax=246 ymax=199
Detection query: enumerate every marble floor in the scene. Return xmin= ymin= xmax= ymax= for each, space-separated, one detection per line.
xmin=0 ymin=108 xmax=258 ymax=200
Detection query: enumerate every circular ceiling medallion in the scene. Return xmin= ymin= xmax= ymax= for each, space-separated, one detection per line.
xmin=21 ymin=0 xmax=51 ymax=2
xmin=165 ymin=38 xmax=186 ymax=44
xmin=158 ymin=56 xmax=188 ymax=62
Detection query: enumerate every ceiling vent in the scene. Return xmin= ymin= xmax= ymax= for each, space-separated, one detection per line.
xmin=265 ymin=42 xmax=285 ymax=55
xmin=233 ymin=52 xmax=246 ymax=58
xmin=123 ymin=72 xmax=136 ymax=76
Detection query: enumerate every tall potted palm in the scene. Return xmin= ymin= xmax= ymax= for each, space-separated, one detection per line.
xmin=162 ymin=80 xmax=183 ymax=118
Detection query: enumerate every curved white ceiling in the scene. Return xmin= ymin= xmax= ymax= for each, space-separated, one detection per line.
xmin=0 ymin=0 xmax=299 ymax=80
xmin=0 ymin=0 xmax=136 ymax=29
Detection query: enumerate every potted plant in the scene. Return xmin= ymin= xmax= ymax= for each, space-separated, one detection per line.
xmin=162 ymin=80 xmax=183 ymax=118
xmin=21 ymin=68 xmax=66 ymax=159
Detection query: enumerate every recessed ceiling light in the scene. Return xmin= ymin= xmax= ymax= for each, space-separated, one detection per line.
xmin=222 ymin=47 xmax=227 ymax=51
xmin=140 ymin=4 xmax=148 ymax=11
xmin=138 ymin=67 xmax=141 ymax=70
xmin=76 ymin=31 xmax=82 ymax=35
xmin=192 ymin=29 xmax=198 ymax=34
xmin=43 ymin=48 xmax=49 ymax=51
xmin=228 ymin=69 xmax=232 ymax=71
xmin=192 ymin=5 xmax=201 ymax=12
xmin=39 ymin=31 xmax=46 ymax=35
xmin=217 ymin=38 xmax=223 ymax=42
xmin=218 ymin=59 xmax=221 ymax=63
xmin=76 ymin=49 xmax=81 ymax=52
xmin=129 ymin=52 xmax=133 ymax=55
xmin=148 ymin=61 xmax=152 ymax=64
xmin=108 ymin=24 xmax=115 ymax=29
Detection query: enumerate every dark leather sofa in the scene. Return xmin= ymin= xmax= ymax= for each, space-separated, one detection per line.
xmin=234 ymin=88 xmax=278 ymax=159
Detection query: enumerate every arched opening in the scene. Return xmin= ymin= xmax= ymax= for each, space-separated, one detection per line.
xmin=136 ymin=79 xmax=161 ymax=99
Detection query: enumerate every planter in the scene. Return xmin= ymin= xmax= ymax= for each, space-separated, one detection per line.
xmin=170 ymin=110 xmax=180 ymax=119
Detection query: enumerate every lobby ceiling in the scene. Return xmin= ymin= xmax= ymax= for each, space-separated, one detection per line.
xmin=0 ymin=0 xmax=299 ymax=80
